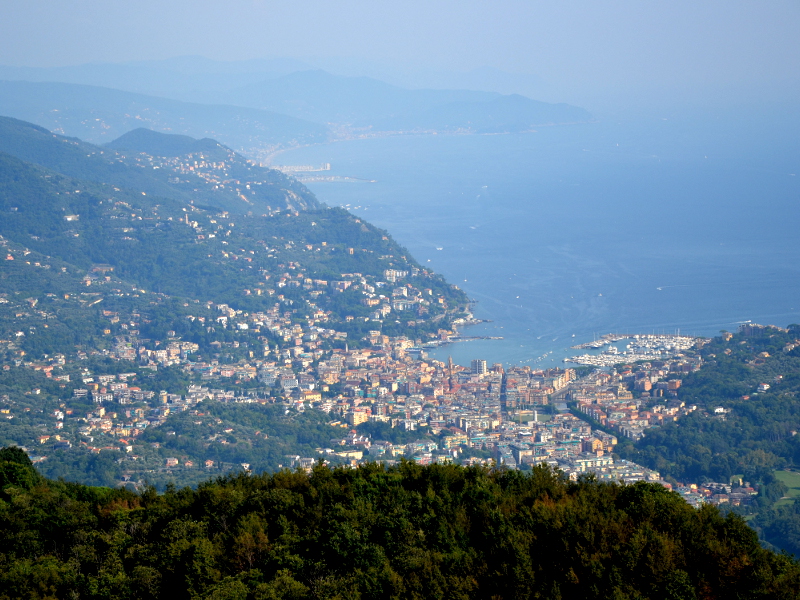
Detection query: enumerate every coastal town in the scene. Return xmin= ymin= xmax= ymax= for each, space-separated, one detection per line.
xmin=4 ymin=307 xmax=756 ymax=508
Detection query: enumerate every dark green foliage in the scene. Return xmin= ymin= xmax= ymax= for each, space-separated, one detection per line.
xmin=753 ymin=499 xmax=800 ymax=558
xmin=0 ymin=452 xmax=798 ymax=599
xmin=0 ymin=446 xmax=40 ymax=492
xmin=36 ymin=451 xmax=124 ymax=490
xmin=0 ymin=446 xmax=33 ymax=467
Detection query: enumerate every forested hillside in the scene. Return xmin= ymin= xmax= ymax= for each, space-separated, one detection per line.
xmin=0 ymin=450 xmax=797 ymax=599
xmin=0 ymin=117 xmax=470 ymax=490
xmin=619 ymin=325 xmax=800 ymax=484
xmin=0 ymin=141 xmax=468 ymax=361
xmin=616 ymin=324 xmax=800 ymax=555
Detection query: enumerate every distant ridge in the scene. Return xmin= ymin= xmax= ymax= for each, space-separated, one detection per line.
xmin=0 ymin=70 xmax=590 ymax=146
xmin=0 ymin=115 xmax=320 ymax=213
xmin=0 ymin=80 xmax=328 ymax=155
xmin=226 ymin=69 xmax=500 ymax=123
xmin=225 ymin=69 xmax=592 ymax=131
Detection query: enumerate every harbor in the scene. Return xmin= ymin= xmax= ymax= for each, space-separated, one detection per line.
xmin=564 ymin=334 xmax=703 ymax=367
xmin=267 ymin=162 xmax=376 ymax=183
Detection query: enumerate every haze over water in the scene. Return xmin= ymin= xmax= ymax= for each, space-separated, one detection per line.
xmin=277 ymin=107 xmax=800 ymax=368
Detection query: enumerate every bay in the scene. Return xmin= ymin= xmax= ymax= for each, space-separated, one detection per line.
xmin=275 ymin=108 xmax=800 ymax=367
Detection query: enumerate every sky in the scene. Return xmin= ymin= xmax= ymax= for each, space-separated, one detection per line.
xmin=1 ymin=1 xmax=799 ymax=107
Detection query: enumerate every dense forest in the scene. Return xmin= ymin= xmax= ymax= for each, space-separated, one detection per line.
xmin=0 ymin=447 xmax=798 ymax=599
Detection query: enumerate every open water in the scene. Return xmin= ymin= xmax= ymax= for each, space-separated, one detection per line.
xmin=276 ymin=106 xmax=800 ymax=368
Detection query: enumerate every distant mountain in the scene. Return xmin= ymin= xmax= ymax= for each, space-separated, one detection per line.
xmin=0 ymin=57 xmax=546 ymax=107
xmin=0 ymin=80 xmax=328 ymax=155
xmin=226 ymin=69 xmax=501 ymax=124
xmin=0 ymin=116 xmax=320 ymax=213
xmin=0 ymin=56 xmax=316 ymax=102
xmin=0 ymin=65 xmax=591 ymax=151
xmin=225 ymin=70 xmax=591 ymax=132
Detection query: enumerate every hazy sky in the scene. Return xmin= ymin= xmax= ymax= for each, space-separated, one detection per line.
xmin=2 ymin=1 xmax=799 ymax=105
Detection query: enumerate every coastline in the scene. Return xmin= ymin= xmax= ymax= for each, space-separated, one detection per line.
xmin=247 ymin=123 xmax=592 ymax=166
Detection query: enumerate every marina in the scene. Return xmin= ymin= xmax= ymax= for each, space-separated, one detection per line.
xmin=564 ymin=334 xmax=703 ymax=367
xmin=293 ymin=175 xmax=377 ymax=183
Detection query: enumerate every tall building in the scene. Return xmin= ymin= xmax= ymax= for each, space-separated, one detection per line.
xmin=448 ymin=356 xmax=455 ymax=391
xmin=471 ymin=359 xmax=487 ymax=375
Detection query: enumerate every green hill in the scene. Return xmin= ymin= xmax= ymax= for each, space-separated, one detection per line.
xmin=619 ymin=325 xmax=800 ymax=486
xmin=614 ymin=324 xmax=800 ymax=555
xmin=0 ymin=149 xmax=444 ymax=306
xmin=0 ymin=121 xmax=469 ymax=488
xmin=106 ymin=127 xmax=225 ymax=157
xmin=0 ymin=454 xmax=797 ymax=599
xmin=0 ymin=128 xmax=468 ymax=362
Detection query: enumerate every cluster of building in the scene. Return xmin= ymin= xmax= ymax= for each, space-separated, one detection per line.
xmin=120 ymin=147 xmax=275 ymax=207
xmin=315 ymin=414 xmax=663 ymax=485
xmin=23 ymin=334 xmax=651 ymax=483
xmin=8 ymin=314 xmax=773 ymax=509
xmin=669 ymin=481 xmax=759 ymax=508
xmin=247 ymin=346 xmax=668 ymax=484
xmin=570 ymin=356 xmax=703 ymax=440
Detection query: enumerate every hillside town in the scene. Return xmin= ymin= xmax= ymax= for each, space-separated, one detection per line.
xmin=569 ymin=353 xmax=704 ymax=441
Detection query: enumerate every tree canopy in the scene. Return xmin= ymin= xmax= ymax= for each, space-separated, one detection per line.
xmin=0 ymin=452 xmax=798 ymax=599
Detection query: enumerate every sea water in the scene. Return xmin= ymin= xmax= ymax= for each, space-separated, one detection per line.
xmin=275 ymin=106 xmax=800 ymax=367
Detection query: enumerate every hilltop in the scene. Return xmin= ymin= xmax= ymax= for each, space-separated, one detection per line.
xmin=106 ymin=127 xmax=227 ymax=157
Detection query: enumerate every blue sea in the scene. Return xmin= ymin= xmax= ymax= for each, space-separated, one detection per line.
xmin=276 ymin=106 xmax=800 ymax=368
